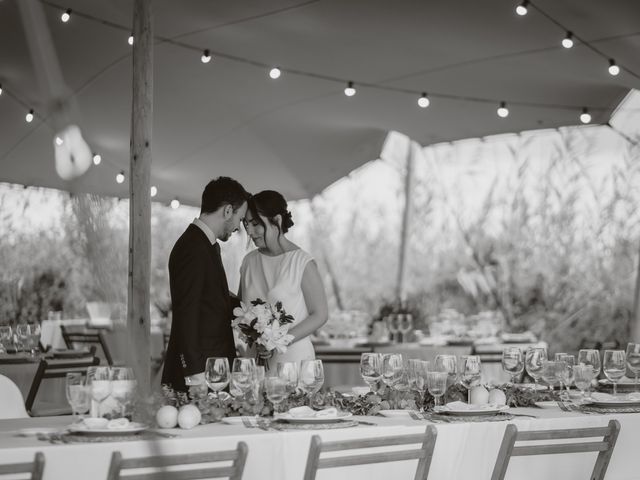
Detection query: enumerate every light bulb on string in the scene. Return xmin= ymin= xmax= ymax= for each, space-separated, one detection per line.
xmin=0 ymin=84 xmax=3 ymax=96
xmin=150 ymin=186 xmax=158 ymax=197
xmin=55 ymin=136 xmax=64 ymax=146
xmin=580 ymin=108 xmax=591 ymax=124
xmin=515 ymin=1 xmax=528 ymax=16
xmin=608 ymin=59 xmax=620 ymax=76
xmin=269 ymin=67 xmax=281 ymax=79
xmin=497 ymin=102 xmax=509 ymax=118
xmin=25 ymin=110 xmax=34 ymax=123
xmin=417 ymin=93 xmax=430 ymax=108
xmin=116 ymin=171 xmax=125 ymax=184
xmin=170 ymin=198 xmax=180 ymax=209
xmin=344 ymin=81 xmax=356 ymax=97
xmin=92 ymin=153 xmax=102 ymax=165
xmin=61 ymin=9 xmax=71 ymax=23
xmin=128 ymin=35 xmax=134 ymax=46
xmin=201 ymin=49 xmax=211 ymax=64
xmin=562 ymin=32 xmax=573 ymax=49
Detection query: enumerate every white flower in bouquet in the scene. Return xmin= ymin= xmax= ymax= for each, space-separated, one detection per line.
xmin=259 ymin=322 xmax=294 ymax=354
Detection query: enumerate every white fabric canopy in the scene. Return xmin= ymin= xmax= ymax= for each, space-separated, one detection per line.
xmin=1 ymin=0 xmax=639 ymax=203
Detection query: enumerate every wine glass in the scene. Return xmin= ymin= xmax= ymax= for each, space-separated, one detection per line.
xmin=88 ymin=367 xmax=111 ymax=417
xmin=230 ymin=371 xmax=253 ymax=399
xmin=264 ymin=376 xmax=287 ymax=415
xmin=26 ymin=323 xmax=41 ymax=357
xmin=381 ymin=353 xmax=403 ymax=408
xmin=398 ymin=314 xmax=414 ymax=343
xmin=578 ymin=349 xmax=601 ymax=378
xmin=502 ymin=347 xmax=524 ymax=384
xmin=385 ymin=315 xmax=399 ymax=343
xmin=525 ymin=347 xmax=547 ymax=392
xmin=555 ymin=354 xmax=575 ymax=395
xmin=360 ymin=353 xmax=382 ymax=391
xmin=603 ymin=350 xmax=626 ymax=396
xmin=459 ymin=355 xmax=482 ymax=403
xmin=66 ymin=373 xmax=90 ymax=421
xmin=110 ymin=367 xmax=136 ymax=418
xmin=205 ymin=357 xmax=230 ymax=400
xmin=0 ymin=326 xmax=12 ymax=353
xmin=434 ymin=354 xmax=457 ymax=390
xmin=573 ymin=364 xmax=595 ymax=402
xmin=413 ymin=360 xmax=430 ymax=411
xmin=15 ymin=324 xmax=30 ymax=354
xmin=426 ymin=371 xmax=448 ymax=408
xmin=406 ymin=358 xmax=424 ymax=392
xmin=232 ymin=357 xmax=256 ymax=376
xmin=541 ymin=360 xmax=560 ymax=392
xmin=299 ymin=360 xmax=324 ymax=405
xmin=277 ymin=362 xmax=299 ymax=396
xmin=626 ymin=343 xmax=640 ymax=392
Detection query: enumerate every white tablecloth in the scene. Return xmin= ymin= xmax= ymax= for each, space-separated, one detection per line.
xmin=0 ymin=407 xmax=637 ymax=480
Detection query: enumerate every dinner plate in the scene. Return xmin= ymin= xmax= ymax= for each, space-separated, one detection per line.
xmin=16 ymin=428 xmax=62 ymax=436
xmin=586 ymin=399 xmax=640 ymax=408
xmin=378 ymin=409 xmax=413 ymax=418
xmin=534 ymin=401 xmax=559 ymax=409
xmin=277 ymin=412 xmax=353 ymax=423
xmin=434 ymin=405 xmax=510 ymax=416
xmin=67 ymin=422 xmax=148 ymax=435
xmin=221 ymin=416 xmax=256 ymax=425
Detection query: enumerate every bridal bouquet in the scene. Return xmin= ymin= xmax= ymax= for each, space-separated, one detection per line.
xmin=232 ymin=299 xmax=295 ymax=364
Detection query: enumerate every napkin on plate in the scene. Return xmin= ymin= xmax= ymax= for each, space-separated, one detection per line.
xmin=288 ymin=406 xmax=338 ymax=418
xmin=590 ymin=392 xmax=640 ymax=402
xmin=444 ymin=401 xmax=499 ymax=411
xmin=107 ymin=418 xmax=131 ymax=429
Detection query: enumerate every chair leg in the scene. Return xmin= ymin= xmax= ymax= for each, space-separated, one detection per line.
xmin=303 ymin=435 xmax=323 ymax=480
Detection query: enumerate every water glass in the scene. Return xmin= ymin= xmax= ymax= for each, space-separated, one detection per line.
xmin=412 ymin=360 xmax=430 ymax=411
xmin=26 ymin=324 xmax=41 ymax=357
xmin=381 ymin=353 xmax=403 ymax=389
xmin=502 ymin=347 xmax=524 ymax=384
xmin=434 ymin=354 xmax=457 ymax=389
xmin=15 ymin=324 xmax=30 ymax=353
xmin=232 ymin=357 xmax=256 ymax=376
xmin=264 ymin=376 xmax=287 ymax=415
xmin=385 ymin=315 xmax=399 ymax=343
xmin=406 ymin=358 xmax=425 ymax=392
xmin=277 ymin=361 xmax=299 ymax=395
xmin=230 ymin=371 xmax=253 ymax=399
xmin=603 ymin=350 xmax=626 ymax=395
xmin=398 ymin=314 xmax=414 ymax=343
xmin=525 ymin=347 xmax=547 ymax=391
xmin=555 ymin=354 xmax=575 ymax=393
xmin=574 ymin=364 xmax=595 ymax=401
xmin=626 ymin=343 xmax=640 ymax=391
xmin=426 ymin=371 xmax=448 ymax=407
xmin=299 ymin=360 xmax=324 ymax=405
xmin=360 ymin=352 xmax=382 ymax=391
xmin=541 ymin=360 xmax=560 ymax=391
xmin=88 ymin=367 xmax=111 ymax=417
xmin=578 ymin=349 xmax=601 ymax=378
xmin=205 ymin=357 xmax=230 ymax=398
xmin=66 ymin=373 xmax=90 ymax=420
xmin=110 ymin=367 xmax=136 ymax=418
xmin=459 ymin=355 xmax=482 ymax=402
xmin=0 ymin=326 xmax=11 ymax=353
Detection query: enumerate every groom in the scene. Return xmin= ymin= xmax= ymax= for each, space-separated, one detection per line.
xmin=162 ymin=177 xmax=250 ymax=392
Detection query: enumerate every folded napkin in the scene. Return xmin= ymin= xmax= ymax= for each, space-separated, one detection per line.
xmin=107 ymin=418 xmax=131 ymax=429
xmin=444 ymin=401 xmax=499 ymax=411
xmin=288 ymin=406 xmax=338 ymax=418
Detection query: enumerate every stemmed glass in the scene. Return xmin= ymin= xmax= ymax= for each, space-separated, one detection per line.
xmin=434 ymin=354 xmax=457 ymax=391
xmin=264 ymin=376 xmax=287 ymax=416
xmin=412 ymin=360 xmax=430 ymax=411
xmin=205 ymin=357 xmax=230 ymax=401
xmin=110 ymin=367 xmax=136 ymax=418
xmin=277 ymin=362 xmax=299 ymax=397
xmin=398 ymin=314 xmax=414 ymax=343
xmin=625 ymin=343 xmax=640 ymax=392
xmin=26 ymin=324 xmax=41 ymax=357
xmin=15 ymin=324 xmax=30 ymax=354
xmin=360 ymin=353 xmax=382 ymax=392
xmin=578 ymin=349 xmax=601 ymax=378
xmin=574 ymin=364 xmax=595 ymax=402
xmin=555 ymin=354 xmax=575 ymax=395
xmin=231 ymin=358 xmax=255 ymax=400
xmin=541 ymin=360 xmax=560 ymax=392
xmin=385 ymin=315 xmax=399 ymax=343
xmin=426 ymin=371 xmax=448 ymax=408
xmin=603 ymin=350 xmax=626 ymax=396
xmin=66 ymin=373 xmax=90 ymax=421
xmin=525 ymin=347 xmax=547 ymax=392
xmin=381 ymin=353 xmax=404 ymax=408
xmin=406 ymin=358 xmax=425 ymax=393
xmin=502 ymin=347 xmax=524 ymax=384
xmin=0 ymin=326 xmax=12 ymax=353
xmin=459 ymin=355 xmax=481 ymax=403
xmin=88 ymin=367 xmax=111 ymax=417
xmin=299 ymin=360 xmax=324 ymax=406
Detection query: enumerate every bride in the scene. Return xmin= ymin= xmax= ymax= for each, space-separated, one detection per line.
xmin=238 ymin=190 xmax=328 ymax=369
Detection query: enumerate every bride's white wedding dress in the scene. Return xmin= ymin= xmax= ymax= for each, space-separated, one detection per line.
xmin=239 ymin=248 xmax=316 ymax=371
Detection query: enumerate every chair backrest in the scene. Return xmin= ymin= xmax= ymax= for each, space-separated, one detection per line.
xmin=107 ymin=442 xmax=248 ymax=480
xmin=0 ymin=452 xmax=44 ymax=480
xmin=0 ymin=374 xmax=29 ymax=419
xmin=25 ymin=357 xmax=100 ymax=415
xmin=491 ymin=420 xmax=621 ymax=480
xmin=60 ymin=325 xmax=114 ymax=366
xmin=303 ymin=425 xmax=437 ymax=480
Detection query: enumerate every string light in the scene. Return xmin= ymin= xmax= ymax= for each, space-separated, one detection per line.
xmin=61 ymin=9 xmax=71 ymax=23
xmin=128 ymin=35 xmax=134 ymax=46
xmin=608 ymin=59 xmax=620 ymax=76
xmin=55 ymin=136 xmax=64 ymax=146
xmin=170 ymin=198 xmax=180 ymax=209
xmin=0 ymin=84 xmax=3 ymax=96
xmin=92 ymin=153 xmax=102 ymax=165
xmin=417 ymin=93 xmax=430 ymax=108
xmin=580 ymin=108 xmax=591 ymax=124
xmin=150 ymin=186 xmax=158 ymax=197
xmin=344 ymin=81 xmax=356 ymax=97
xmin=497 ymin=102 xmax=509 ymax=118
xmin=116 ymin=171 xmax=125 ymax=183
xmin=201 ymin=49 xmax=211 ymax=64
xmin=515 ymin=1 xmax=529 ymax=16
xmin=25 ymin=110 xmax=34 ymax=123
xmin=269 ymin=67 xmax=281 ymax=79
xmin=561 ymin=32 xmax=574 ymax=49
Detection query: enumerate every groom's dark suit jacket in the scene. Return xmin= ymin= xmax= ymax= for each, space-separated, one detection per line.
xmin=162 ymin=224 xmax=237 ymax=392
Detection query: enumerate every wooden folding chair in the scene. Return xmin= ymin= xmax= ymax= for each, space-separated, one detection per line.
xmin=107 ymin=442 xmax=248 ymax=480
xmin=25 ymin=357 xmax=100 ymax=416
xmin=491 ymin=420 xmax=620 ymax=480
xmin=303 ymin=425 xmax=437 ymax=480
xmin=0 ymin=452 xmax=44 ymax=480
xmin=60 ymin=325 xmax=114 ymax=366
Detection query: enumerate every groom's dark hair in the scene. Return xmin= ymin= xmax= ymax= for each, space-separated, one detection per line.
xmin=201 ymin=177 xmax=250 ymax=214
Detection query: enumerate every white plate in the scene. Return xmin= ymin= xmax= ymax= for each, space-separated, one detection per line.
xmin=16 ymin=428 xmax=61 ymax=436
xmin=277 ymin=412 xmax=353 ymax=423
xmin=534 ymin=401 xmax=559 ymax=409
xmin=434 ymin=405 xmax=510 ymax=416
xmin=221 ymin=416 xmax=256 ymax=425
xmin=586 ymin=399 xmax=640 ymax=408
xmin=515 ymin=383 xmax=547 ymax=392
xmin=67 ymin=422 xmax=148 ymax=435
xmin=378 ymin=409 xmax=413 ymax=418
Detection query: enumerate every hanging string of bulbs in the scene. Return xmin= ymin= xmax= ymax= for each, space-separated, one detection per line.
xmin=1 ymin=0 xmax=637 ymax=203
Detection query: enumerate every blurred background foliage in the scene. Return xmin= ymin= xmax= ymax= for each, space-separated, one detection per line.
xmin=0 ymin=122 xmax=638 ymax=354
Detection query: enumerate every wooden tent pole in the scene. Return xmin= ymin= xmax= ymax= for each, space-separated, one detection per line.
xmin=396 ymin=140 xmax=415 ymax=301
xmin=632 ymin=242 xmax=640 ymax=342
xmin=128 ymin=0 xmax=153 ymax=395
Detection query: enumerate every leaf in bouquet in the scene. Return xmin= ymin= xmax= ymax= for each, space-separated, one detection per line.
xmin=274 ymin=301 xmax=283 ymax=311
xmin=251 ymin=298 xmax=266 ymax=306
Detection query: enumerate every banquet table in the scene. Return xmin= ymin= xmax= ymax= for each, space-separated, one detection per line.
xmin=0 ymin=407 xmax=637 ymax=480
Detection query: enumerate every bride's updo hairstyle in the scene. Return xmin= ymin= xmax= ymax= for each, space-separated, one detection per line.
xmin=248 ymin=190 xmax=294 ymax=236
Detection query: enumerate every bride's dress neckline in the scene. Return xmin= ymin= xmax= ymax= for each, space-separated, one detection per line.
xmin=258 ymin=248 xmax=300 ymax=258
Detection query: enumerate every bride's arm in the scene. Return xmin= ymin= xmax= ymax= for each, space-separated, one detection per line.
xmin=287 ymin=261 xmax=328 ymax=343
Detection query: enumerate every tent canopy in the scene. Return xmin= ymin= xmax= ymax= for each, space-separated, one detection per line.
xmin=1 ymin=0 xmax=639 ymax=204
